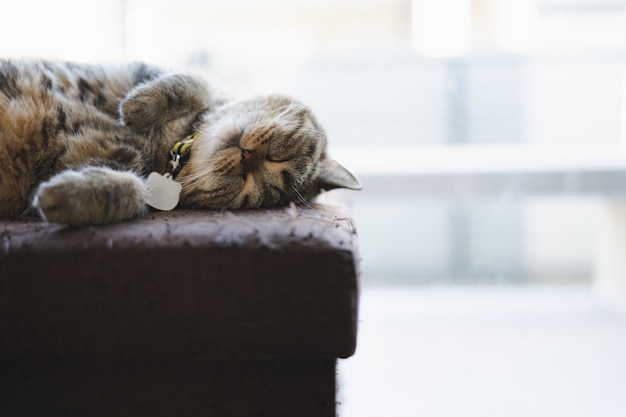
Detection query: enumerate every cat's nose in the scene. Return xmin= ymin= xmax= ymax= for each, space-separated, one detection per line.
xmin=241 ymin=148 xmax=262 ymax=171
xmin=242 ymin=149 xmax=254 ymax=162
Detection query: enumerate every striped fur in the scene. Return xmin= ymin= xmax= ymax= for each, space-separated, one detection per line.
xmin=0 ymin=59 xmax=360 ymax=225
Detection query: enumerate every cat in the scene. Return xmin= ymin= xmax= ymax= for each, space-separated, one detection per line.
xmin=0 ymin=59 xmax=360 ymax=226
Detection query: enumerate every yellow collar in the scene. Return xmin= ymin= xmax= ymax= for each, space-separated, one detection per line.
xmin=171 ymin=131 xmax=199 ymax=156
xmin=168 ymin=131 xmax=199 ymax=175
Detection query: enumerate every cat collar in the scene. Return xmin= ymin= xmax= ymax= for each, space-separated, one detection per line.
xmin=167 ymin=131 xmax=199 ymax=176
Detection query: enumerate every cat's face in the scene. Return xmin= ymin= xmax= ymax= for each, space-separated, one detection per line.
xmin=178 ymin=95 xmax=360 ymax=209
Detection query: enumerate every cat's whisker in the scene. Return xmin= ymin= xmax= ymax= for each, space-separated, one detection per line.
xmin=178 ymin=166 xmax=215 ymax=187
xmin=191 ymin=124 xmax=209 ymax=138
xmin=292 ymin=187 xmax=313 ymax=209
xmin=179 ymin=172 xmax=210 ymax=188
xmin=267 ymin=101 xmax=307 ymax=126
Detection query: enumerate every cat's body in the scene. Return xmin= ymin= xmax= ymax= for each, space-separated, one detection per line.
xmin=0 ymin=59 xmax=360 ymax=225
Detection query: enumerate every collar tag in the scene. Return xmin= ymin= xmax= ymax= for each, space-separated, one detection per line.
xmin=146 ymin=172 xmax=182 ymax=211
xmin=146 ymin=132 xmax=198 ymax=211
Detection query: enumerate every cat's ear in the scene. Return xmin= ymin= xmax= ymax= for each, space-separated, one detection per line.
xmin=317 ymin=157 xmax=362 ymax=191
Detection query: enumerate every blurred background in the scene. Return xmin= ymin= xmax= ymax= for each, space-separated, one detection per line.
xmin=3 ymin=0 xmax=626 ymax=415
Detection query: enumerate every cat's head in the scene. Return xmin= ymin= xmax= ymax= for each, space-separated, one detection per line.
xmin=178 ymin=95 xmax=360 ymax=209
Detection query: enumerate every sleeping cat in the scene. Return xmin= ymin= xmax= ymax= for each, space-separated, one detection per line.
xmin=0 ymin=59 xmax=360 ymax=226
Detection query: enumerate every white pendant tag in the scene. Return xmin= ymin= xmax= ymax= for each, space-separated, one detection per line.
xmin=146 ymin=172 xmax=182 ymax=211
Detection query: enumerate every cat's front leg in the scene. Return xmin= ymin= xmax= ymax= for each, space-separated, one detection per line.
xmin=119 ymin=74 xmax=216 ymax=134
xmin=33 ymin=167 xmax=147 ymax=226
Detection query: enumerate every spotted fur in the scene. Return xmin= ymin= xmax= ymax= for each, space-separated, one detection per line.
xmin=0 ymin=59 xmax=360 ymax=225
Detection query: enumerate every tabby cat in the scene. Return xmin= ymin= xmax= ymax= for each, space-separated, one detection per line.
xmin=0 ymin=59 xmax=360 ymax=226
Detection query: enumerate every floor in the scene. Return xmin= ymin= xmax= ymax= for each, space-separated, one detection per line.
xmin=338 ymin=286 xmax=626 ymax=417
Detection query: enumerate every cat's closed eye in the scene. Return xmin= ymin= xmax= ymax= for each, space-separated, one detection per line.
xmin=265 ymin=152 xmax=294 ymax=163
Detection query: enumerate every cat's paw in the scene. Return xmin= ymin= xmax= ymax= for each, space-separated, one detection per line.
xmin=119 ymin=74 xmax=211 ymax=133
xmin=119 ymin=84 xmax=162 ymax=133
xmin=33 ymin=167 xmax=148 ymax=226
